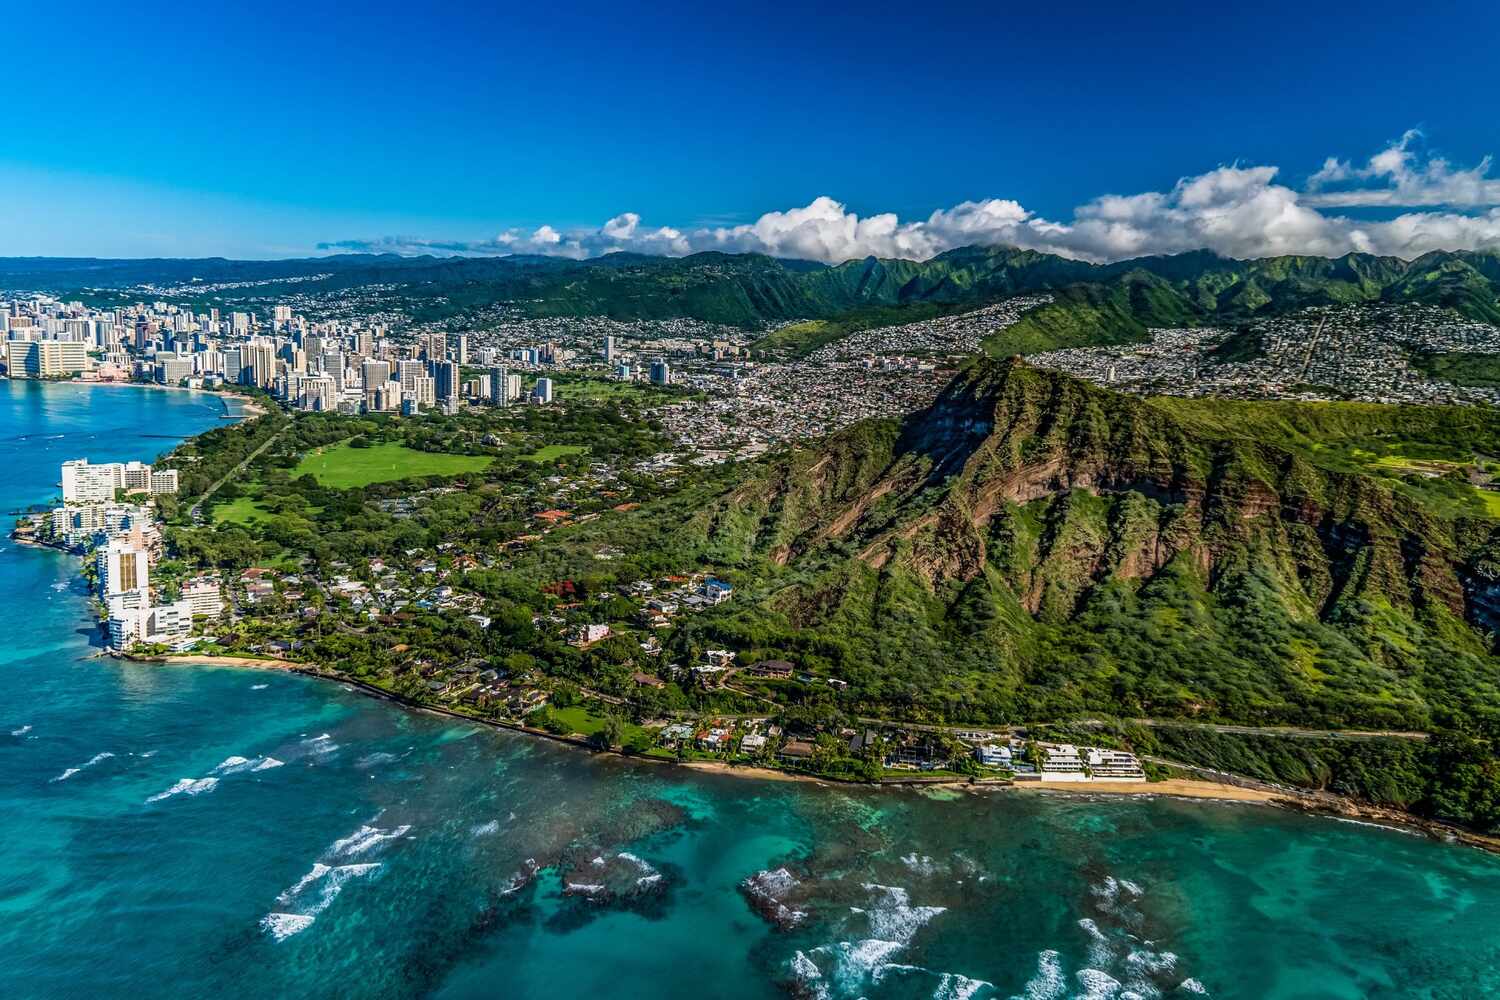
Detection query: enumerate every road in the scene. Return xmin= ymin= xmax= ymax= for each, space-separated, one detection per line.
xmin=849 ymin=716 xmax=1429 ymax=742
xmin=1076 ymin=718 xmax=1430 ymax=742
xmin=188 ymin=422 xmax=289 ymax=524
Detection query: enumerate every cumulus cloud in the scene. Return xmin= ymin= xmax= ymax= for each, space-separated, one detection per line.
xmin=319 ymin=135 xmax=1500 ymax=265
xmin=1304 ymin=129 xmax=1500 ymax=208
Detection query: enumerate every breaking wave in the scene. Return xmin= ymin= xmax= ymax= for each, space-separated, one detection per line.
xmin=51 ymin=751 xmax=114 ymax=783
xmin=262 ymin=818 xmax=410 ymax=941
xmin=1009 ymin=875 xmax=1207 ymax=1000
xmin=146 ymin=776 xmax=219 ymax=802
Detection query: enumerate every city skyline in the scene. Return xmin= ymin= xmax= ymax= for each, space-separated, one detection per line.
xmin=6 ymin=0 xmax=1500 ymax=261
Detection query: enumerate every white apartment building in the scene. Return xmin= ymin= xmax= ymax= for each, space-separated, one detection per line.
xmin=181 ymin=577 xmax=224 ymax=620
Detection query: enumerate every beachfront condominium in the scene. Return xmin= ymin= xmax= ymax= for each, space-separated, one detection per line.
xmin=62 ymin=459 xmax=179 ymax=503
xmin=3 ymin=339 xmax=90 ymax=378
xmin=97 ymin=534 xmax=149 ymax=600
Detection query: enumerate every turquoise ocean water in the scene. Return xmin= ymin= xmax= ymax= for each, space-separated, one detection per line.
xmin=4 ymin=380 xmax=1500 ymax=999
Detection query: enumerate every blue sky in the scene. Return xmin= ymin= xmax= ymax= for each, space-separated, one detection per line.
xmin=6 ymin=0 xmax=1500 ymax=261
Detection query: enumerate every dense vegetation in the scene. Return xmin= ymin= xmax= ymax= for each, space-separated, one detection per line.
xmin=153 ymin=359 xmax=1500 ymax=830
xmin=1044 ymin=720 xmax=1500 ymax=834
xmin=13 ymin=245 xmax=1500 ymax=338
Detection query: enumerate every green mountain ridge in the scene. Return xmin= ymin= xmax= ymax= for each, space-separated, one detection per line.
xmin=654 ymin=360 xmax=1500 ymax=730
xmin=8 ymin=246 xmax=1500 ymax=343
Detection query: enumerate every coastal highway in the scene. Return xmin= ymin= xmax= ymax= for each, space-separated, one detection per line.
xmin=846 ymin=716 xmax=1431 ymax=742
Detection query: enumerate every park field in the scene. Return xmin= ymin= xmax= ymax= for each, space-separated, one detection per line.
xmin=293 ymin=440 xmax=491 ymax=488
xmin=519 ymin=444 xmax=588 ymax=463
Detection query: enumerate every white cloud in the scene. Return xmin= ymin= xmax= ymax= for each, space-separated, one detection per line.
xmin=1304 ymin=129 xmax=1500 ymax=208
xmin=319 ymin=134 xmax=1500 ymax=265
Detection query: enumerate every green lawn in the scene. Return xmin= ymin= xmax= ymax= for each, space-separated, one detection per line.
xmin=293 ymin=440 xmax=491 ymax=488
xmin=546 ymin=704 xmax=651 ymax=745
xmin=212 ymin=496 xmax=271 ymax=525
xmin=519 ymin=444 xmax=588 ymax=463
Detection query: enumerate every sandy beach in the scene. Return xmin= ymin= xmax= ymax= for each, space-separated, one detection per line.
xmin=138 ymin=653 xmax=303 ymax=671
xmin=1012 ymin=778 xmax=1281 ymax=803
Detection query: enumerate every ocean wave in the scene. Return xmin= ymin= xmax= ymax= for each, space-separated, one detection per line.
xmin=859 ymin=882 xmax=946 ymax=944
xmin=329 ymin=822 xmax=412 ymax=857
xmin=470 ymin=819 xmax=500 ymax=837
xmin=1008 ymin=878 xmax=1208 ymax=1000
xmin=250 ymin=684 xmax=268 ymax=691
xmin=51 ymin=751 xmax=114 ymax=782
xmin=11 ymin=725 xmax=32 ymax=736
xmin=212 ymin=755 xmax=254 ymax=774
xmin=1074 ymin=968 xmax=1124 ymax=1000
xmin=260 ymin=912 xmax=314 ymax=941
xmin=252 ymin=757 xmax=284 ymax=771
xmin=791 ymin=882 xmax=948 ymax=996
xmin=1013 ymin=949 xmax=1065 ymax=1000
xmin=302 ymin=734 xmax=340 ymax=756
xmin=564 ymin=882 xmax=606 ymax=896
xmin=146 ymin=776 xmax=219 ymax=803
xmin=264 ymin=859 xmax=383 ymax=942
xmin=278 ymin=863 xmax=332 ymax=903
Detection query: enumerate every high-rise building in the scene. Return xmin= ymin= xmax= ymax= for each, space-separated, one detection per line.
xmin=433 ymin=360 xmax=459 ymax=402
xmin=649 ymin=359 xmax=672 ymax=385
xmin=397 ymin=359 xmax=425 ymax=393
xmin=451 ymin=333 xmax=468 ymax=365
xmin=97 ymin=534 xmax=150 ymax=599
xmin=414 ymin=375 xmax=436 ymax=408
xmin=604 ymin=334 xmax=615 ymax=363
xmin=244 ymin=339 xmax=276 ymax=389
xmin=489 ymin=365 xmax=510 ymax=406
xmin=3 ymin=340 xmax=90 ymax=378
xmin=361 ymin=358 xmax=391 ymax=390
xmin=300 ymin=375 xmax=337 ymax=411
xmin=532 ymin=377 xmax=554 ymax=404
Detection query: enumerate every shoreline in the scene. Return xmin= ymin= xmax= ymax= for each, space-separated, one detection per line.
xmin=123 ymin=652 xmax=1500 ymax=852
xmin=82 ymin=379 xmax=266 ymax=419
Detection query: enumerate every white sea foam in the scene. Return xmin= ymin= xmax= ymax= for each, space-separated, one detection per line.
xmin=790 ymin=950 xmax=823 ymax=983
xmin=252 ymin=757 xmax=284 ymax=771
xmin=1075 ymin=968 xmax=1124 ymax=1000
xmin=860 ymin=883 xmax=946 ymax=944
xmin=212 ymin=755 xmax=253 ymax=774
xmin=1177 ymin=979 xmax=1209 ymax=994
xmin=800 ymin=883 xmax=948 ymax=995
xmin=470 ymin=819 xmax=500 ymax=837
xmin=265 ymin=860 xmax=382 ymax=941
xmin=329 ymin=822 xmax=411 ymax=857
xmin=260 ymin=912 xmax=315 ymax=941
xmin=313 ymin=863 xmax=380 ymax=912
xmin=250 ymin=684 xmax=268 ymax=691
xmin=10 ymin=725 xmax=31 ymax=736
xmin=145 ymin=776 xmax=218 ymax=802
xmin=1012 ymin=950 xmax=1066 ymax=1000
xmin=933 ymin=972 xmax=994 ymax=1000
xmin=900 ymin=852 xmax=942 ymax=876
xmin=278 ymin=863 xmax=332 ymax=903
xmin=51 ymin=751 xmax=114 ymax=782
xmin=565 ymin=882 xmax=605 ymax=895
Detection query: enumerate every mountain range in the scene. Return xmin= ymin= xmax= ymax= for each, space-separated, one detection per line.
xmin=6 ymin=246 xmax=1500 ymax=353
